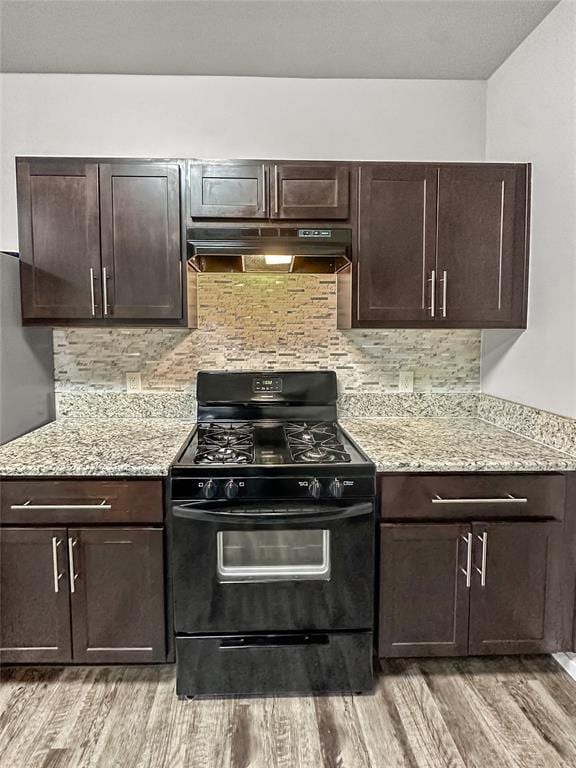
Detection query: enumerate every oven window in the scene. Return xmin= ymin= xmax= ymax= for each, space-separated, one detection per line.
xmin=217 ymin=530 xmax=330 ymax=582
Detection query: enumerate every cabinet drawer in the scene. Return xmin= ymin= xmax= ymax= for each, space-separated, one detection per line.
xmin=380 ymin=474 xmax=566 ymax=522
xmin=0 ymin=479 xmax=163 ymax=525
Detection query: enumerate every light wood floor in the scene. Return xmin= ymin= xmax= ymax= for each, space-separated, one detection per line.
xmin=1 ymin=656 xmax=576 ymax=768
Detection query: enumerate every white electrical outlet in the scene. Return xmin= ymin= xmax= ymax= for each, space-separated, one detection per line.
xmin=126 ymin=373 xmax=142 ymax=393
xmin=398 ymin=371 xmax=414 ymax=393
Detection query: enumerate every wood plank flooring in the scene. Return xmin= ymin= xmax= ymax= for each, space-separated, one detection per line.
xmin=1 ymin=656 xmax=575 ymax=768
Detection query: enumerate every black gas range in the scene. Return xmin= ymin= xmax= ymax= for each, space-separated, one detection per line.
xmin=170 ymin=370 xmax=376 ymax=698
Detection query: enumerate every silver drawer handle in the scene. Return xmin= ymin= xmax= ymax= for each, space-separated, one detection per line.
xmin=460 ymin=532 xmax=472 ymax=588
xmin=51 ymin=537 xmax=63 ymax=593
xmin=11 ymin=500 xmax=112 ymax=511
xmin=89 ymin=267 xmax=96 ymax=316
xmin=441 ymin=269 xmax=448 ymax=318
xmin=432 ymin=494 xmax=528 ymax=505
xmin=475 ymin=532 xmax=488 ymax=587
xmin=428 ymin=270 xmax=436 ymax=318
xmin=68 ymin=537 xmax=78 ymax=593
xmin=274 ymin=164 xmax=279 ymax=214
xmin=102 ymin=267 xmax=109 ymax=315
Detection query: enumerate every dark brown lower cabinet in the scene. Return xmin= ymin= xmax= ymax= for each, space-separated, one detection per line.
xmin=468 ymin=521 xmax=563 ymax=655
xmin=379 ymin=524 xmax=470 ymax=657
xmin=70 ymin=528 xmax=165 ymax=663
xmin=379 ymin=521 xmax=565 ymax=658
xmin=0 ymin=528 xmax=72 ymax=663
xmin=0 ymin=526 xmax=165 ymax=665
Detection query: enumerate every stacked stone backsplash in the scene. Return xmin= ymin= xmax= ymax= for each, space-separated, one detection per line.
xmin=54 ymin=274 xmax=481 ymax=418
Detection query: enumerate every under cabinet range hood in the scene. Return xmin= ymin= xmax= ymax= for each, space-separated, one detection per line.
xmin=187 ymin=227 xmax=352 ymax=274
xmin=186 ymin=227 xmax=353 ymax=330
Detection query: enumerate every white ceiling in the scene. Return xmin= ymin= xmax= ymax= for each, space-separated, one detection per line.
xmin=0 ymin=0 xmax=560 ymax=80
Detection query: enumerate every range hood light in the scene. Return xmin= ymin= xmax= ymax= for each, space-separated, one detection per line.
xmin=264 ymin=254 xmax=293 ymax=266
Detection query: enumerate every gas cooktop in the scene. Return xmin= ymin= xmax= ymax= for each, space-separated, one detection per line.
xmin=176 ymin=419 xmax=365 ymax=468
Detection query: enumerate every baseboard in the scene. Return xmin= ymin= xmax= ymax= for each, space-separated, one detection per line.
xmin=553 ymin=652 xmax=576 ymax=680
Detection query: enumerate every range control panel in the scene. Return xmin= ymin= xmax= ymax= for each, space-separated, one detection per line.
xmin=171 ymin=475 xmax=376 ymax=502
xmin=252 ymin=376 xmax=283 ymax=393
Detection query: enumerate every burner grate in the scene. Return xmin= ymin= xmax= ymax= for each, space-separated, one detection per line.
xmin=194 ymin=422 xmax=255 ymax=465
xmin=284 ymin=422 xmax=352 ymax=464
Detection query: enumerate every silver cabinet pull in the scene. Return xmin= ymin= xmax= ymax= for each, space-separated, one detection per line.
xmin=441 ymin=269 xmax=448 ymax=318
xmin=68 ymin=537 xmax=78 ymax=593
xmin=262 ymin=164 xmax=267 ymax=215
xmin=432 ymin=494 xmax=528 ymax=505
xmin=51 ymin=537 xmax=63 ymax=593
xmin=274 ymin=164 xmax=279 ymax=214
xmin=460 ymin=532 xmax=472 ymax=588
xmin=102 ymin=267 xmax=109 ymax=315
xmin=11 ymin=500 xmax=112 ymax=511
xmin=475 ymin=532 xmax=488 ymax=587
xmin=428 ymin=270 xmax=436 ymax=317
xmin=89 ymin=267 xmax=96 ymax=316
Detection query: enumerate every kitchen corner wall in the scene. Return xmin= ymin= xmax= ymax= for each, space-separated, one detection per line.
xmin=482 ymin=0 xmax=576 ymax=419
xmin=53 ymin=275 xmax=481 ymax=395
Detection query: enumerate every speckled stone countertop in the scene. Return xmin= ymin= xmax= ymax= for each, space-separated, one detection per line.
xmin=341 ymin=418 xmax=576 ymax=473
xmin=0 ymin=419 xmax=194 ymax=477
xmin=1 ymin=416 xmax=574 ymax=479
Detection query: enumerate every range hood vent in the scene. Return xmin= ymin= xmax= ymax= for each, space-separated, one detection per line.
xmin=187 ymin=227 xmax=352 ymax=274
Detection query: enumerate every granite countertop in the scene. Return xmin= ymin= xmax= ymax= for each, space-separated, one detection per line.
xmin=0 ymin=416 xmax=574 ymax=479
xmin=0 ymin=419 xmax=195 ymax=477
xmin=342 ymin=417 xmax=576 ymax=473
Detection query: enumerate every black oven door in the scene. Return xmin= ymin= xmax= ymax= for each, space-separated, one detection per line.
xmin=171 ymin=501 xmax=374 ymax=635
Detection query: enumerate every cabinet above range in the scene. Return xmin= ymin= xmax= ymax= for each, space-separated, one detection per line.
xmin=14 ymin=156 xmax=530 ymax=329
xmin=188 ymin=160 xmax=352 ymax=221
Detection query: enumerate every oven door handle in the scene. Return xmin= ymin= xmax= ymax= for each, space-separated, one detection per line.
xmin=172 ymin=502 xmax=373 ymax=525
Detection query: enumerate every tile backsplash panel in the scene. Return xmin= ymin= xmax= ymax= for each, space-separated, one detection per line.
xmin=53 ymin=274 xmax=481 ymax=394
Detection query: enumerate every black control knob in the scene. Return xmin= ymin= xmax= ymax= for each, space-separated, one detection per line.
xmin=308 ymin=478 xmax=322 ymax=499
xmin=224 ymin=479 xmax=240 ymax=499
xmin=202 ymin=479 xmax=218 ymax=499
xmin=329 ymin=478 xmax=344 ymax=499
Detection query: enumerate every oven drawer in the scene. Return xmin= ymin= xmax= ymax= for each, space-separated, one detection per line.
xmin=175 ymin=632 xmax=373 ymax=697
xmin=1 ymin=479 xmax=164 ymax=524
xmin=380 ymin=474 xmax=566 ymax=521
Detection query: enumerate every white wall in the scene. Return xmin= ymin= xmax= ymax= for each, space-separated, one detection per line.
xmin=0 ymin=74 xmax=486 ymax=250
xmin=482 ymin=0 xmax=576 ymax=419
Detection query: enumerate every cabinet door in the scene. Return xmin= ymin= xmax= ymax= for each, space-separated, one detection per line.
xmin=100 ymin=163 xmax=182 ymax=320
xmin=436 ymin=165 xmax=529 ymax=326
xmin=69 ymin=528 xmax=165 ymax=663
xmin=189 ymin=161 xmax=267 ymax=218
xmin=271 ymin=163 xmax=350 ymax=219
xmin=0 ymin=528 xmax=72 ymax=663
xmin=468 ymin=522 xmax=563 ymax=654
xmin=16 ymin=159 xmax=102 ymax=321
xmin=379 ymin=524 xmax=470 ymax=657
xmin=357 ymin=164 xmax=437 ymax=326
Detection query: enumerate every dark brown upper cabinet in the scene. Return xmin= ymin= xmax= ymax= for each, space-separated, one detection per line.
xmin=16 ymin=158 xmax=183 ymax=325
xmin=435 ymin=165 xmax=528 ymax=326
xmin=189 ymin=161 xmax=267 ymax=219
xmin=271 ymin=163 xmax=350 ymax=220
xmin=100 ymin=163 xmax=182 ymax=320
xmin=357 ymin=164 xmax=437 ymax=326
xmin=188 ymin=160 xmax=350 ymax=221
xmin=16 ymin=159 xmax=102 ymax=320
xmin=356 ymin=163 xmax=530 ymax=329
xmin=0 ymin=527 xmax=72 ymax=663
